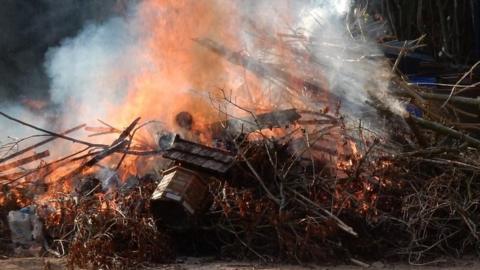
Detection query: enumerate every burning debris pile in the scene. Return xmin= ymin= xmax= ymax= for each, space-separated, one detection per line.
xmin=1 ymin=1 xmax=480 ymax=268
xmin=1 ymin=79 xmax=480 ymax=268
xmin=46 ymin=174 xmax=175 ymax=269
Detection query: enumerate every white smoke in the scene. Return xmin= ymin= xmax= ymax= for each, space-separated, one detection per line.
xmin=1 ymin=0 xmax=404 ymax=144
xmin=0 ymin=105 xmax=50 ymax=150
xmin=298 ymin=1 xmax=406 ymax=116
xmin=232 ymin=0 xmax=405 ymax=121
xmin=45 ymin=12 xmax=149 ymax=126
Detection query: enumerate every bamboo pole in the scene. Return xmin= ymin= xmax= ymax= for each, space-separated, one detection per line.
xmin=410 ymin=115 xmax=480 ymax=148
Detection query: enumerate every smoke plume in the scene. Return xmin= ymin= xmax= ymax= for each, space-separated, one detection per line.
xmin=0 ymin=0 xmax=131 ymax=141
xmin=2 ymin=0 xmax=403 ymax=143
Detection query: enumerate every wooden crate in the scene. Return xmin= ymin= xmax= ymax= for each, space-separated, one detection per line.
xmin=151 ymin=166 xmax=210 ymax=215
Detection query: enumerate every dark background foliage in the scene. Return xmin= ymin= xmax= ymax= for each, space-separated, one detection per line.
xmin=365 ymin=0 xmax=480 ymax=65
xmin=0 ymin=0 xmax=129 ymax=103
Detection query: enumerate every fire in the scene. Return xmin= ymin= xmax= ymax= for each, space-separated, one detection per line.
xmin=0 ymin=0 xmax=382 ymax=231
xmin=109 ymin=0 xmax=247 ymax=133
xmin=95 ymin=0 xmax=317 ymax=138
xmin=247 ymin=128 xmax=289 ymax=141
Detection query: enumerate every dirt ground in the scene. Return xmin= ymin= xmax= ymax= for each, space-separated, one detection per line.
xmin=0 ymin=257 xmax=479 ymax=270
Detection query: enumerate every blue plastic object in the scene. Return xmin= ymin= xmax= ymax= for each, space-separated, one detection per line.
xmin=408 ymin=75 xmax=437 ymax=87
xmin=406 ymin=103 xmax=423 ymax=117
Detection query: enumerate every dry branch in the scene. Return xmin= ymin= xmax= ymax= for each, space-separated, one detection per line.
xmin=0 ymin=111 xmax=106 ymax=149
xmin=410 ymin=115 xmax=480 ymax=148
xmin=0 ymin=124 xmax=85 ymax=164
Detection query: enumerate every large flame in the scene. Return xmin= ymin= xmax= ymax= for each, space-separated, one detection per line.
xmin=108 ymin=0 xmax=262 ymax=134
xmin=2 ymin=0 xmax=383 ymax=211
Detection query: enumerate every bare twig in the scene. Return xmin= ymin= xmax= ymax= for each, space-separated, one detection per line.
xmin=0 ymin=124 xmax=86 ymax=164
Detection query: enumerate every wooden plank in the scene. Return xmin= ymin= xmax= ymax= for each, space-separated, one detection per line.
xmin=0 ymin=150 xmax=50 ymax=173
xmin=0 ymin=171 xmax=28 ymax=181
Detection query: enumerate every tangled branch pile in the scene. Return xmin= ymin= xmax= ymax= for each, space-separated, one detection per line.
xmin=40 ymin=174 xmax=174 ymax=269
xmin=203 ymin=106 xmax=480 ymax=264
xmin=1 ymin=12 xmax=480 ymax=267
xmin=0 ymin=87 xmax=479 ymax=267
